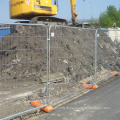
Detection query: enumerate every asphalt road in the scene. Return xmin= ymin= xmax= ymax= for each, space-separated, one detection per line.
xmin=36 ymin=77 xmax=120 ymax=120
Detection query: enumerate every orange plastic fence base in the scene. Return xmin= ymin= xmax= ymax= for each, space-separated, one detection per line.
xmin=42 ymin=105 xmax=53 ymax=113
xmin=31 ymin=100 xmax=53 ymax=113
xmin=110 ymin=71 xmax=118 ymax=75
xmin=82 ymin=84 xmax=93 ymax=89
xmin=92 ymin=85 xmax=99 ymax=89
xmin=31 ymin=100 xmax=44 ymax=110
xmin=31 ymin=100 xmax=41 ymax=107
xmin=118 ymin=73 xmax=120 ymax=75
xmin=110 ymin=71 xmax=120 ymax=76
xmin=82 ymin=84 xmax=98 ymax=89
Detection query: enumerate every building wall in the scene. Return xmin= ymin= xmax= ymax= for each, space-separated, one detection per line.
xmin=108 ymin=28 xmax=120 ymax=44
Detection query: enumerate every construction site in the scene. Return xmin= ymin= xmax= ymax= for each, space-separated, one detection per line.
xmin=0 ymin=0 xmax=120 ymax=120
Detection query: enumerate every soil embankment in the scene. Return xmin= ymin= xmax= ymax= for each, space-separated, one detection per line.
xmin=0 ymin=26 xmax=120 ymax=119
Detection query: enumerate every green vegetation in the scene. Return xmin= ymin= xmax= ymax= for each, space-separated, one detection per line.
xmin=99 ymin=5 xmax=120 ymax=28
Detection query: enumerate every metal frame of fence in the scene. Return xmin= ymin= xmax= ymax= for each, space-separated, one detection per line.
xmin=0 ymin=23 xmax=49 ymax=120
xmin=95 ymin=28 xmax=120 ymax=83
xmin=0 ymin=23 xmax=120 ymax=120
xmin=48 ymin=25 xmax=96 ymax=105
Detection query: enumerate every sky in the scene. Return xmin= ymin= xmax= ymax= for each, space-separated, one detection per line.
xmin=0 ymin=0 xmax=120 ymax=23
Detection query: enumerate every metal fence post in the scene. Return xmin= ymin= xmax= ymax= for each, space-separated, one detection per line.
xmin=44 ymin=25 xmax=51 ymax=105
xmin=94 ymin=29 xmax=98 ymax=84
xmin=48 ymin=25 xmax=52 ymax=105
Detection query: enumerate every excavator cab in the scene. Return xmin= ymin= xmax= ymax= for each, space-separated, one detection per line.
xmin=9 ymin=0 xmax=57 ymax=19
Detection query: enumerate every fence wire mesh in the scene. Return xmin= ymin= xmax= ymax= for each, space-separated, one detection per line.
xmin=0 ymin=24 xmax=48 ymax=119
xmin=0 ymin=24 xmax=120 ymax=120
xmin=48 ymin=26 xmax=96 ymax=104
xmin=95 ymin=29 xmax=120 ymax=83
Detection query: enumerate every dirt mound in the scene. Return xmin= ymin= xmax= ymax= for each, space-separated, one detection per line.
xmin=0 ymin=26 xmax=120 ymax=83
xmin=0 ymin=25 xmax=120 ymax=118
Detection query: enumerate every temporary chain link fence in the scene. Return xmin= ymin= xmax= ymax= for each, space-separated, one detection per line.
xmin=0 ymin=24 xmax=120 ymax=120
xmin=0 ymin=23 xmax=48 ymax=119
xmin=95 ymin=28 xmax=120 ymax=84
xmin=48 ymin=25 xmax=96 ymax=105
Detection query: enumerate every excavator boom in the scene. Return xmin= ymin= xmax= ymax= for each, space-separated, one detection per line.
xmin=70 ymin=0 xmax=78 ymax=25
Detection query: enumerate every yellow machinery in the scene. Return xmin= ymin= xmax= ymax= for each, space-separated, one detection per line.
xmin=9 ymin=0 xmax=79 ymax=25
xmin=9 ymin=0 xmax=57 ymax=19
xmin=70 ymin=0 xmax=78 ymax=25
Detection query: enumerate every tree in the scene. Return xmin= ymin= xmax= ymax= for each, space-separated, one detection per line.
xmin=99 ymin=12 xmax=113 ymax=28
xmin=116 ymin=9 xmax=120 ymax=27
xmin=99 ymin=5 xmax=120 ymax=28
xmin=107 ymin=5 xmax=118 ymax=22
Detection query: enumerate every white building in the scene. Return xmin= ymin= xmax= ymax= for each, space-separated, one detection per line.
xmin=108 ymin=28 xmax=120 ymax=44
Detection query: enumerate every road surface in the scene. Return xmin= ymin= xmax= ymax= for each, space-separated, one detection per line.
xmin=34 ymin=77 xmax=120 ymax=120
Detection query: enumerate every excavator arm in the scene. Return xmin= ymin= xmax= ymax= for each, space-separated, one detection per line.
xmin=70 ymin=0 xmax=78 ymax=25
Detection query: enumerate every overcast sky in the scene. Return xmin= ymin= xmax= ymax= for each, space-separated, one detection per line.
xmin=0 ymin=0 xmax=120 ymax=23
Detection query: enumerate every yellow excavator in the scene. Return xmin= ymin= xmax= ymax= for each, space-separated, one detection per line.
xmin=9 ymin=0 xmax=80 ymax=25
